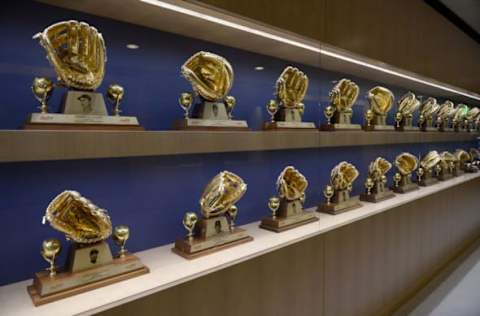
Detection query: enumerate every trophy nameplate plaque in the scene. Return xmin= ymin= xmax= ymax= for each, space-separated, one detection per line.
xmin=263 ymin=121 xmax=316 ymax=129
xmin=28 ymin=191 xmax=148 ymax=306
xmin=360 ymin=157 xmax=395 ymax=203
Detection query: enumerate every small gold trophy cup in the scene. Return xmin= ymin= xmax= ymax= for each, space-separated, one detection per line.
xmin=418 ymin=151 xmax=441 ymax=186
xmin=391 ymin=153 xmax=419 ymax=193
xmin=363 ymin=86 xmax=395 ymax=131
xmin=394 ymin=92 xmax=420 ymax=131
xmin=451 ymin=104 xmax=469 ymax=132
xmin=173 ymin=171 xmax=253 ymax=259
xmin=28 ymin=191 xmax=149 ymax=306
xmin=436 ymin=101 xmax=455 ymax=132
xmin=174 ymin=51 xmax=248 ymax=130
xmin=317 ymin=161 xmax=362 ymax=215
xmin=260 ymin=166 xmax=318 ymax=232
xmin=418 ymin=97 xmax=440 ymax=131
xmin=360 ymin=157 xmax=395 ymax=202
xmin=26 ymin=20 xmax=142 ymax=130
xmin=320 ymin=78 xmax=361 ymax=131
xmin=263 ymin=66 xmax=316 ymax=130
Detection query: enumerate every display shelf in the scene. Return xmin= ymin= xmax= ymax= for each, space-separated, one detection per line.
xmin=0 ymin=172 xmax=478 ymax=316
xmin=0 ymin=129 xmax=477 ymax=163
xmin=37 ymin=0 xmax=480 ymax=104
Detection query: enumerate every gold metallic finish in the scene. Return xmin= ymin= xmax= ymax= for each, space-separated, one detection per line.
xmin=466 ymin=107 xmax=480 ymax=121
xmin=266 ymin=99 xmax=279 ymax=122
xmin=470 ymin=148 xmax=480 ymax=160
xmin=416 ymin=167 xmax=425 ymax=182
xmin=41 ymin=238 xmax=61 ymax=277
xmin=227 ymin=205 xmax=238 ymax=230
xmin=368 ymin=157 xmax=392 ymax=182
xmin=329 ymin=78 xmax=359 ymax=112
xmin=437 ymin=101 xmax=455 ymax=120
xmin=32 ymin=77 xmax=54 ymax=114
xmin=440 ymin=151 xmax=457 ymax=169
xmin=365 ymin=109 xmax=374 ymax=126
xmin=112 ymin=225 xmax=130 ymax=258
xmin=178 ymin=92 xmax=193 ymax=118
xmin=420 ymin=97 xmax=440 ymax=117
xmin=275 ymin=66 xmax=308 ymax=108
xmin=182 ymin=212 xmax=198 ymax=241
xmin=367 ymin=86 xmax=394 ymax=115
xmin=453 ymin=104 xmax=469 ymax=123
xmin=394 ymin=153 xmax=418 ymax=175
xmin=268 ymin=196 xmax=280 ymax=219
xmin=393 ymin=173 xmax=402 ymax=187
xmin=323 ymin=185 xmax=334 ymax=205
xmin=397 ymin=92 xmax=420 ymax=116
xmin=324 ymin=105 xmax=335 ymax=124
xmin=330 ymin=161 xmax=359 ymax=191
xmin=276 ymin=166 xmax=308 ymax=201
xmin=224 ymin=95 xmax=236 ymax=119
xmin=33 ymin=20 xmax=106 ymax=90
xmin=420 ymin=150 xmax=441 ymax=170
xmin=455 ymin=149 xmax=471 ymax=163
xmin=44 ymin=190 xmax=112 ymax=244
xmin=181 ymin=51 xmax=233 ymax=101
xmin=199 ymin=171 xmax=247 ymax=218
xmin=365 ymin=177 xmax=374 ymax=195
xmin=107 ymin=84 xmax=124 ymax=116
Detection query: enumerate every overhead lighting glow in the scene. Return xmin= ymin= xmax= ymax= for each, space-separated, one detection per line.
xmin=254 ymin=66 xmax=264 ymax=71
xmin=140 ymin=0 xmax=480 ymax=101
xmin=126 ymin=43 xmax=140 ymax=49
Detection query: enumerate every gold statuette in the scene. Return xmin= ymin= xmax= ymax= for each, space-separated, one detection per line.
xmin=173 ymin=171 xmax=252 ymax=259
xmin=320 ymin=78 xmax=361 ymax=131
xmin=418 ymin=151 xmax=441 ymax=186
xmin=317 ymin=161 xmax=362 ymax=215
xmin=437 ymin=101 xmax=455 ymax=131
xmin=438 ymin=151 xmax=458 ymax=180
xmin=175 ymin=51 xmax=248 ymax=130
xmin=418 ymin=97 xmax=439 ymax=131
xmin=263 ymin=66 xmax=316 ymax=129
xmin=455 ymin=149 xmax=477 ymax=173
xmin=260 ymin=166 xmax=318 ymax=232
xmin=29 ymin=191 xmax=148 ymax=306
xmin=360 ymin=157 xmax=395 ymax=202
xmin=465 ymin=107 xmax=480 ymax=132
xmin=364 ymin=86 xmax=394 ymax=130
xmin=452 ymin=104 xmax=469 ymax=132
xmin=395 ymin=92 xmax=420 ymax=131
xmin=392 ymin=153 xmax=419 ymax=193
xmin=26 ymin=20 xmax=142 ymax=130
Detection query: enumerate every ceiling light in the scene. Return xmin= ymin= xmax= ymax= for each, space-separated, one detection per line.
xmin=126 ymin=44 xmax=140 ymax=49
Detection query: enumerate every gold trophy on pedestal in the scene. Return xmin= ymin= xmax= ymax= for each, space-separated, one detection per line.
xmin=470 ymin=148 xmax=480 ymax=169
xmin=260 ymin=166 xmax=318 ymax=232
xmin=391 ymin=153 xmax=419 ymax=193
xmin=173 ymin=171 xmax=253 ymax=259
xmin=320 ymin=78 xmax=361 ymax=131
xmin=418 ymin=97 xmax=439 ymax=131
xmin=417 ymin=151 xmax=442 ymax=186
xmin=360 ymin=157 xmax=395 ymax=202
xmin=452 ymin=104 xmax=469 ymax=132
xmin=363 ymin=86 xmax=395 ymax=131
xmin=174 ymin=51 xmax=248 ymax=130
xmin=28 ymin=191 xmax=148 ymax=306
xmin=454 ymin=149 xmax=478 ymax=173
xmin=26 ymin=21 xmax=142 ymax=130
xmin=394 ymin=92 xmax=420 ymax=131
xmin=263 ymin=66 xmax=315 ymax=130
xmin=436 ymin=101 xmax=455 ymax=132
xmin=317 ymin=161 xmax=362 ymax=215
xmin=437 ymin=151 xmax=458 ymax=180
xmin=465 ymin=107 xmax=480 ymax=132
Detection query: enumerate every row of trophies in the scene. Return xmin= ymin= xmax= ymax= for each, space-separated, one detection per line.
xmin=26 ymin=20 xmax=480 ymax=132
xmin=29 ymin=146 xmax=480 ymax=306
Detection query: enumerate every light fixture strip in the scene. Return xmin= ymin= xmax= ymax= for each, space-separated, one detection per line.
xmin=140 ymin=0 xmax=480 ymax=101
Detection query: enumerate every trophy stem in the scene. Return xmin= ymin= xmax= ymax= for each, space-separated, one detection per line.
xmin=40 ymin=94 xmax=48 ymax=114
xmin=118 ymin=245 xmax=127 ymax=258
xmin=113 ymin=99 xmax=120 ymax=116
xmin=47 ymin=256 xmax=56 ymax=277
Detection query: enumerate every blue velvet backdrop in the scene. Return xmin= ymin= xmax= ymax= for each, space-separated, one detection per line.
xmin=0 ymin=1 xmax=476 ymax=285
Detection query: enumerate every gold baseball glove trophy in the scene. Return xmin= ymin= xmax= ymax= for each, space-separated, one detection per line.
xmin=174 ymin=51 xmax=248 ymax=130
xmin=391 ymin=153 xmax=419 ymax=193
xmin=465 ymin=107 xmax=480 ymax=132
xmin=260 ymin=166 xmax=318 ymax=232
xmin=418 ymin=97 xmax=439 ymax=131
xmin=317 ymin=161 xmax=362 ymax=215
xmin=173 ymin=171 xmax=253 ymax=259
xmin=320 ymin=78 xmax=362 ymax=131
xmin=263 ymin=66 xmax=316 ymax=129
xmin=436 ymin=101 xmax=455 ymax=132
xmin=28 ymin=191 xmax=148 ymax=306
xmin=454 ymin=149 xmax=478 ymax=173
xmin=26 ymin=20 xmax=142 ymax=130
xmin=437 ymin=151 xmax=458 ymax=180
xmin=364 ymin=86 xmax=395 ymax=131
xmin=394 ymin=92 xmax=420 ymax=131
xmin=451 ymin=104 xmax=469 ymax=132
xmin=417 ymin=151 xmax=442 ymax=186
xmin=360 ymin=157 xmax=395 ymax=202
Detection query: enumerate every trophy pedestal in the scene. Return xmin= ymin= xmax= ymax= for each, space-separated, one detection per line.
xmin=395 ymin=125 xmax=419 ymax=132
xmin=320 ymin=123 xmax=361 ymax=131
xmin=418 ymin=175 xmax=439 ymax=186
xmin=25 ymin=113 xmax=143 ymax=130
xmin=173 ymin=227 xmax=253 ymax=259
xmin=360 ymin=183 xmax=395 ymax=203
xmin=260 ymin=212 xmax=318 ymax=232
xmin=437 ymin=172 xmax=454 ymax=181
xmin=366 ymin=124 xmax=395 ymax=131
xmin=263 ymin=121 xmax=316 ymax=130
xmin=174 ymin=118 xmax=249 ymax=131
xmin=317 ymin=190 xmax=362 ymax=215
xmin=420 ymin=126 xmax=437 ymax=132
xmin=27 ymin=252 xmax=149 ymax=306
xmin=392 ymin=183 xmax=418 ymax=193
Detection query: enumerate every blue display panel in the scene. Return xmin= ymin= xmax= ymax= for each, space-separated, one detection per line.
xmin=0 ymin=2 xmax=476 ymax=285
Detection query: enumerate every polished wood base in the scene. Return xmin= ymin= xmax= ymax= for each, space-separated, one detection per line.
xmin=317 ymin=196 xmax=362 ymax=215
xmin=260 ymin=212 xmax=318 ymax=232
xmin=392 ymin=182 xmax=419 ymax=193
xmin=28 ymin=254 xmax=149 ymax=306
xmin=360 ymin=189 xmax=395 ymax=203
xmin=24 ymin=123 xmax=144 ymax=131
xmin=418 ymin=176 xmax=439 ymax=187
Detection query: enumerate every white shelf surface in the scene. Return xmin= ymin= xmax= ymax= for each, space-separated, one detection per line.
xmin=1 ymin=172 xmax=479 ymax=316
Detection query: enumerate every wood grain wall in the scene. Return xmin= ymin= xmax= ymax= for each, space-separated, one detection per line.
xmin=190 ymin=0 xmax=480 ymax=93
xmin=98 ymin=178 xmax=480 ymax=316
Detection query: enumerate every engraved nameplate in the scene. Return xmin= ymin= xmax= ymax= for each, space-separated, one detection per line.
xmin=186 ymin=118 xmax=248 ymax=128
xmin=374 ymin=125 xmax=395 ymax=131
xmin=29 ymin=113 xmax=140 ymax=126
xmin=333 ymin=123 xmax=361 ymax=130
xmin=275 ymin=121 xmax=316 ymax=128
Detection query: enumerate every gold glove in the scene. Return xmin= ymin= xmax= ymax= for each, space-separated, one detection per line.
xmin=420 ymin=151 xmax=441 ymax=170
xmin=276 ymin=166 xmax=308 ymax=201
xmin=276 ymin=66 xmax=308 ymax=108
xmin=330 ymin=78 xmax=359 ymax=112
xmin=452 ymin=104 xmax=469 ymax=123
xmin=466 ymin=107 xmax=480 ymax=121
xmin=367 ymin=86 xmax=394 ymax=115
xmin=395 ymin=153 xmax=418 ymax=175
xmin=330 ymin=161 xmax=359 ymax=191
xmin=397 ymin=92 xmax=420 ymax=116
xmin=454 ymin=149 xmax=471 ymax=163
xmin=420 ymin=97 xmax=439 ymax=117
xmin=368 ymin=157 xmax=392 ymax=182
xmin=437 ymin=101 xmax=455 ymax=120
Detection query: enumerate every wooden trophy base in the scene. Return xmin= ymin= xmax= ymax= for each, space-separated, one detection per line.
xmin=172 ymin=228 xmax=253 ymax=260
xmin=360 ymin=189 xmax=395 ymax=203
xmin=418 ymin=175 xmax=439 ymax=187
xmin=392 ymin=182 xmax=419 ymax=193
xmin=319 ymin=123 xmax=361 ymax=131
xmin=395 ymin=125 xmax=419 ymax=132
xmin=317 ymin=196 xmax=362 ymax=215
xmin=263 ymin=121 xmax=316 ymax=130
xmin=260 ymin=211 xmax=318 ymax=232
xmin=420 ymin=126 xmax=437 ymax=132
xmin=173 ymin=118 xmax=249 ymax=131
xmin=437 ymin=172 xmax=454 ymax=181
xmin=27 ymin=254 xmax=149 ymax=306
xmin=24 ymin=123 xmax=144 ymax=131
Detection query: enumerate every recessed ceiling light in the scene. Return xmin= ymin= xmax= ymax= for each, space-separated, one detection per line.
xmin=126 ymin=44 xmax=140 ymax=49
xmin=254 ymin=66 xmax=264 ymax=71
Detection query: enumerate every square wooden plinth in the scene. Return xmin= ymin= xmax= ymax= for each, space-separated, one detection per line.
xmin=360 ymin=189 xmax=395 ymax=203
xmin=260 ymin=212 xmax=318 ymax=233
xmin=317 ymin=196 xmax=362 ymax=215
